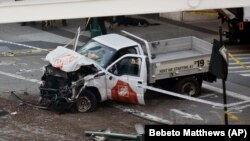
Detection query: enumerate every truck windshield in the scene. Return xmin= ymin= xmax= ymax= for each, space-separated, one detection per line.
xmin=77 ymin=40 xmax=116 ymax=68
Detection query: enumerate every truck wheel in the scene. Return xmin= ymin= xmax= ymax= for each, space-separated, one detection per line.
xmin=175 ymin=77 xmax=200 ymax=97
xmin=76 ymin=89 xmax=97 ymax=112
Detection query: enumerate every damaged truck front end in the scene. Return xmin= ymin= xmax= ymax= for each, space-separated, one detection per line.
xmin=40 ymin=64 xmax=99 ymax=112
xmin=39 ymin=46 xmax=101 ymax=113
xmin=37 ymin=31 xmax=147 ymax=113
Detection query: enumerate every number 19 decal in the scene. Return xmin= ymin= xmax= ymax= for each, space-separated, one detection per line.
xmin=194 ymin=59 xmax=204 ymax=67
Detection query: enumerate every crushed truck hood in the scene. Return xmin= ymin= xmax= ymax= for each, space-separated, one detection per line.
xmin=46 ymin=46 xmax=94 ymax=72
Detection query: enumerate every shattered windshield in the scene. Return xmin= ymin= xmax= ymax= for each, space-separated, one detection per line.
xmin=77 ymin=40 xmax=116 ymax=68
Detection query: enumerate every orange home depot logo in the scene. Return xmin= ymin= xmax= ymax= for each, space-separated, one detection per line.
xmin=53 ymin=54 xmax=77 ymax=68
xmin=111 ymin=80 xmax=138 ymax=104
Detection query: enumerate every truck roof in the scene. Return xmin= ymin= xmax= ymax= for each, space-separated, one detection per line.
xmin=93 ymin=34 xmax=138 ymax=50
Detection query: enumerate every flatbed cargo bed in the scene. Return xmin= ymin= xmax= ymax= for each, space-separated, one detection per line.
xmin=152 ymin=50 xmax=204 ymax=63
xmin=141 ymin=36 xmax=212 ymax=83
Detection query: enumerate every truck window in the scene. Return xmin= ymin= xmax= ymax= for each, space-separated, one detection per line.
xmin=77 ymin=40 xmax=116 ymax=68
xmin=110 ymin=47 xmax=137 ymax=64
xmin=109 ymin=57 xmax=141 ymax=77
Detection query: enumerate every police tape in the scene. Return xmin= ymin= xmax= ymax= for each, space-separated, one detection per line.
xmin=228 ymin=52 xmax=250 ymax=72
xmin=64 ymin=31 xmax=88 ymax=48
xmin=91 ymin=63 xmax=250 ymax=109
xmin=63 ymin=38 xmax=75 ymax=48
xmin=0 ymin=38 xmax=75 ymax=56
xmin=1 ymin=37 xmax=249 ymax=109
xmin=0 ymin=39 xmax=50 ymax=56
xmin=0 ymin=55 xmax=249 ymax=124
xmin=138 ymin=82 xmax=250 ymax=108
xmin=0 ymin=29 xmax=87 ymax=56
xmin=0 ymin=39 xmax=49 ymax=51
xmin=0 ymin=49 xmax=52 ymax=57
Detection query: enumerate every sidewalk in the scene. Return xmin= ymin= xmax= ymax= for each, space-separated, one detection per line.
xmin=0 ymin=15 xmax=220 ymax=54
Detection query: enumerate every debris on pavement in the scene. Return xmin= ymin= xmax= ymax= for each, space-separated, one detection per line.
xmin=10 ymin=111 xmax=17 ymax=115
xmin=11 ymin=91 xmax=49 ymax=110
xmin=113 ymin=104 xmax=173 ymax=125
xmin=85 ymin=128 xmax=143 ymax=141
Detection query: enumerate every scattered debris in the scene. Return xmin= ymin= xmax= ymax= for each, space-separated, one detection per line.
xmin=87 ymin=129 xmax=110 ymax=141
xmin=113 ymin=104 xmax=173 ymax=125
xmin=11 ymin=91 xmax=49 ymax=110
xmin=170 ymin=109 xmax=203 ymax=121
xmin=85 ymin=128 xmax=143 ymax=141
xmin=134 ymin=124 xmax=145 ymax=135
xmin=10 ymin=111 xmax=17 ymax=115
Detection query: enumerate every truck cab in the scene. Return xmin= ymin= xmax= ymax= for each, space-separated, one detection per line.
xmin=76 ymin=34 xmax=147 ymax=111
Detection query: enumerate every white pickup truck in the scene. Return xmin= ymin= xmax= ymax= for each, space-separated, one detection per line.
xmin=39 ymin=31 xmax=216 ymax=112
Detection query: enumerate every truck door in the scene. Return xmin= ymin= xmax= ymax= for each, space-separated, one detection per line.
xmin=106 ymin=54 xmax=146 ymax=105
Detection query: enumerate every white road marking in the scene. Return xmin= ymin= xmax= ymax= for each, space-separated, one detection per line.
xmin=0 ymin=70 xmax=41 ymax=84
xmin=202 ymin=83 xmax=250 ymax=101
xmin=0 ymin=61 xmax=28 ymax=66
xmin=228 ymin=104 xmax=250 ymax=113
xmin=240 ymin=74 xmax=250 ymax=77
xmin=229 ymin=70 xmax=250 ymax=73
xmin=229 ymin=57 xmax=250 ymax=60
xmin=114 ymin=104 xmax=173 ymax=124
xmin=198 ymin=93 xmax=218 ymax=98
xmin=229 ymin=62 xmax=250 ymax=65
xmin=0 ymin=39 xmax=48 ymax=51
xmin=229 ymin=66 xmax=250 ymax=69
xmin=231 ymin=53 xmax=250 ymax=57
xmin=0 ymin=61 xmax=16 ymax=66
xmin=170 ymin=109 xmax=203 ymax=121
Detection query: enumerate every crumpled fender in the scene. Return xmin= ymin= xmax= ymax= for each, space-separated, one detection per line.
xmin=46 ymin=46 xmax=93 ymax=72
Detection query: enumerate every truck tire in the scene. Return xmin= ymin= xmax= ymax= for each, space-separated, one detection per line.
xmin=175 ymin=77 xmax=201 ymax=97
xmin=76 ymin=89 xmax=97 ymax=112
